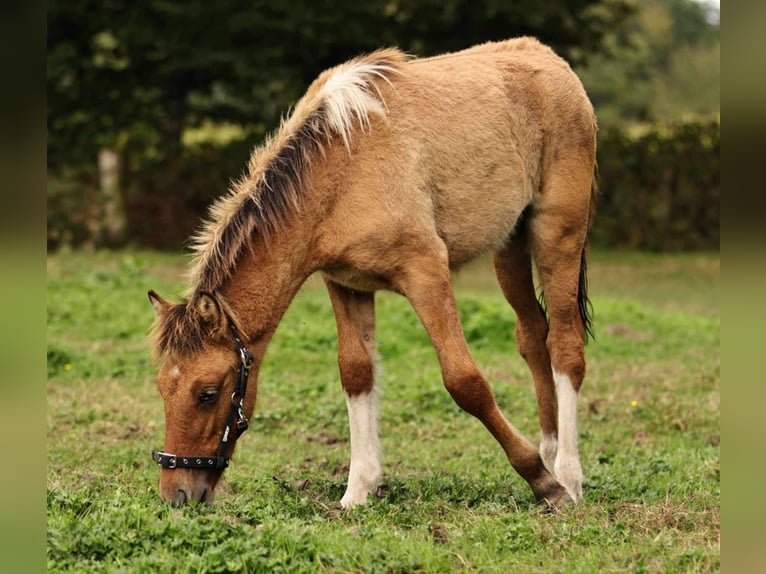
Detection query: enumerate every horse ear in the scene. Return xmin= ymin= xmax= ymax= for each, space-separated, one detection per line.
xmin=148 ymin=290 xmax=171 ymax=316
xmin=196 ymin=292 xmax=225 ymax=330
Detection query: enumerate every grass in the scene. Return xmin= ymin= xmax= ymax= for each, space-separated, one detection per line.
xmin=47 ymin=249 xmax=719 ymax=572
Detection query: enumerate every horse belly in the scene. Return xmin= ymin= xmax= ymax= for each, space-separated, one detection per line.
xmin=423 ymin=114 xmax=533 ymax=268
xmin=434 ymin=173 xmax=529 ymax=269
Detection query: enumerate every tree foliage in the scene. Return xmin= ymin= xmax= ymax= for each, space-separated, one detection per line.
xmin=48 ymin=0 xmax=632 ymax=171
xmin=575 ymin=0 xmax=719 ymax=128
xmin=594 ymin=121 xmax=719 ymax=250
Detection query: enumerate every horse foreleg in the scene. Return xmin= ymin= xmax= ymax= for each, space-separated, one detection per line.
xmin=395 ymin=246 xmax=571 ymax=507
xmin=325 ymin=279 xmax=382 ymax=508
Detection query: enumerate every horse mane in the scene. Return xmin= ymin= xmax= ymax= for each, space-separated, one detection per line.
xmin=152 ymin=48 xmax=406 ymax=359
xmin=187 ymin=48 xmax=407 ymax=296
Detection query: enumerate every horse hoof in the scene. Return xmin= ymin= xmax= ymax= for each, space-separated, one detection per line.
xmin=536 ymin=482 xmax=574 ymax=511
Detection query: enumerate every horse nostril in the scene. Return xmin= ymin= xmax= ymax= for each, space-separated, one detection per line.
xmin=199 ymin=488 xmax=209 ymax=503
xmin=174 ymin=488 xmax=189 ymax=506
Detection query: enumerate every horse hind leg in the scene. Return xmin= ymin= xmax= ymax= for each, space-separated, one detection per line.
xmin=325 ymin=279 xmax=382 ymax=508
xmin=493 ymin=217 xmax=558 ymax=474
xmin=394 ymin=241 xmax=571 ymax=507
xmin=529 ymin=159 xmax=595 ymax=502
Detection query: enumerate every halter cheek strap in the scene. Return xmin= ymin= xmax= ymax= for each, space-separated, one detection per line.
xmin=151 ymin=323 xmax=253 ymax=471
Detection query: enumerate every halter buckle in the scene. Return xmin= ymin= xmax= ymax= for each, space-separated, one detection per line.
xmin=236 ymin=407 xmax=249 ymax=432
xmin=239 ymin=348 xmax=253 ymax=369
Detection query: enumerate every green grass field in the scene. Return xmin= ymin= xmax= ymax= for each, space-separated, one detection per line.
xmin=47 ymin=250 xmax=719 ymax=573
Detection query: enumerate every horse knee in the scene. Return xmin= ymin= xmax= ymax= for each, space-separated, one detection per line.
xmin=444 ymin=374 xmax=494 ymax=418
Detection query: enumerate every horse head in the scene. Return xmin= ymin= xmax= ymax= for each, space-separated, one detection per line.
xmin=148 ymin=290 xmax=255 ymax=506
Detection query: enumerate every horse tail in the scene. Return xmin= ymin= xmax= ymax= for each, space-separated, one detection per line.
xmin=578 ymin=162 xmax=598 ymax=342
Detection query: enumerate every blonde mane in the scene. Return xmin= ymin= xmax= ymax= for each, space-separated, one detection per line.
xmin=186 ymin=48 xmax=406 ymax=296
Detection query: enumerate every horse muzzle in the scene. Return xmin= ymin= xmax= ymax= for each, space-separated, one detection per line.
xmin=159 ymin=467 xmax=219 ymax=506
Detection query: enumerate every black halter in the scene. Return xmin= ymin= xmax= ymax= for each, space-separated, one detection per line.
xmin=151 ymin=323 xmax=253 ymax=471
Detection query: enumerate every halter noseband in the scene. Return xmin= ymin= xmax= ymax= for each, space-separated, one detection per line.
xmin=151 ymin=323 xmax=253 ymax=471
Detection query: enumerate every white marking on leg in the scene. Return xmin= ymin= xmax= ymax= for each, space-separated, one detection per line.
xmin=539 ymin=432 xmax=558 ymax=474
xmin=341 ymin=387 xmax=382 ymax=508
xmin=552 ymin=369 xmax=583 ymax=502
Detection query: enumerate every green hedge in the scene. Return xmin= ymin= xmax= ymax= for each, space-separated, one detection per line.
xmin=592 ymin=121 xmax=719 ymax=251
xmin=47 ymin=138 xmax=258 ymax=250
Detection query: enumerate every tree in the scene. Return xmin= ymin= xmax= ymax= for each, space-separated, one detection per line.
xmin=574 ymin=0 xmax=719 ymax=128
xmin=48 ymin=0 xmax=632 ymax=169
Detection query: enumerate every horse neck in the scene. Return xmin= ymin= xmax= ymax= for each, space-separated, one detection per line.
xmin=218 ymin=222 xmax=313 ymax=348
xmin=218 ymin=145 xmax=343 ymax=346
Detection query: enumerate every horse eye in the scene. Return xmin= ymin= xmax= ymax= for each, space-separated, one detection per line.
xmin=198 ymin=387 xmax=220 ymax=404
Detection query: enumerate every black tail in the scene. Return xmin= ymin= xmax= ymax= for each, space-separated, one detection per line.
xmin=530 ymin=163 xmax=598 ymax=343
xmin=578 ymin=245 xmax=595 ymax=342
xmin=579 ymin=164 xmax=598 ymax=342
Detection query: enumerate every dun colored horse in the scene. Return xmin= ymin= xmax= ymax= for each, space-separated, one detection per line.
xmin=149 ymin=37 xmax=597 ymax=508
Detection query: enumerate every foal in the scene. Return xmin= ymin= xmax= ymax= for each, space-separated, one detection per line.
xmin=149 ymin=37 xmax=597 ymax=508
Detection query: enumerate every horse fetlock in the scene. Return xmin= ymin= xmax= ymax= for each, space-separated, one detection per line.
xmin=539 ymin=433 xmax=558 ymax=473
xmin=340 ymin=488 xmax=369 ymax=508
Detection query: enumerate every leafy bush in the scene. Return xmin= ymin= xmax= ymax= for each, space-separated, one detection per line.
xmin=593 ymin=120 xmax=719 ymax=251
xmin=47 ymin=167 xmax=100 ymax=250
xmin=47 ymin=138 xmax=259 ymax=251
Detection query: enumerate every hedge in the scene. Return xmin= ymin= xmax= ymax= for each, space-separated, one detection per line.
xmin=592 ymin=121 xmax=719 ymax=251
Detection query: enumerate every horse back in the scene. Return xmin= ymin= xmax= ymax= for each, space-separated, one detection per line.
xmin=314 ymin=38 xmax=596 ymax=277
